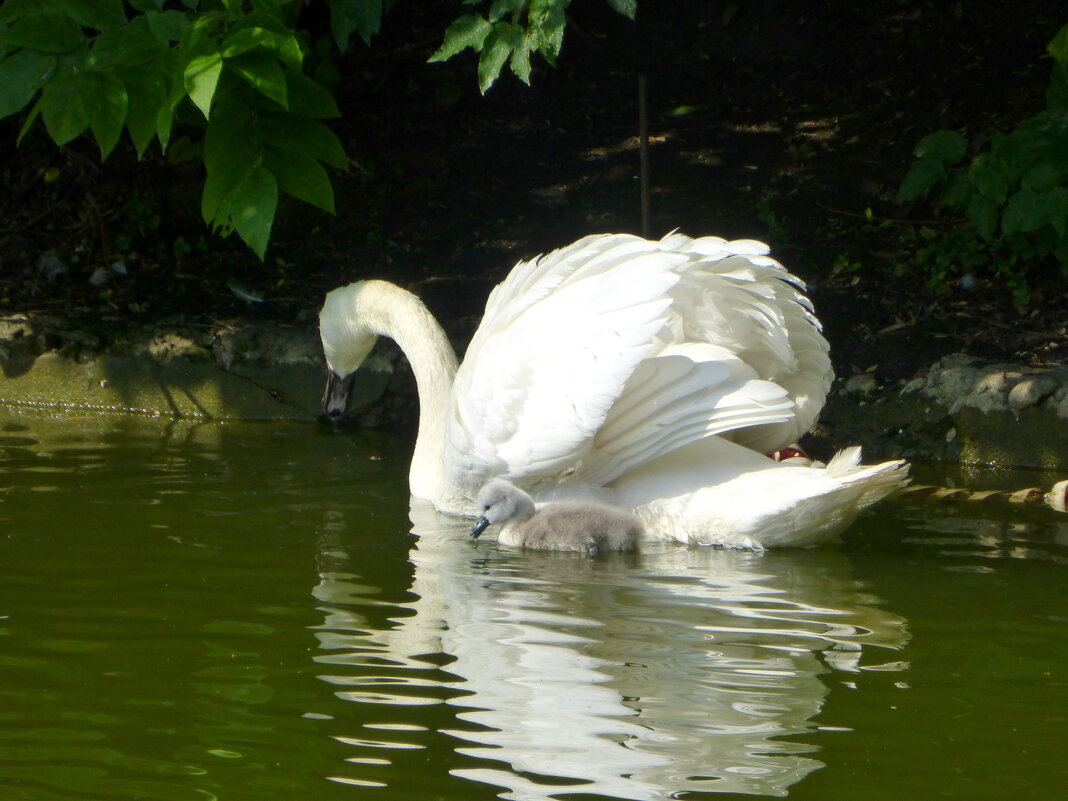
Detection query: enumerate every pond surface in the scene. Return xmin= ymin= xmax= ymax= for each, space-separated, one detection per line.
xmin=1 ymin=410 xmax=1067 ymax=801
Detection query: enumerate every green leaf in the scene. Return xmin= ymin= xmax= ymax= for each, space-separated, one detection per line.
xmin=179 ymin=13 xmax=224 ymax=62
xmin=156 ymin=101 xmax=174 ymax=151
xmin=329 ymin=0 xmax=383 ymax=49
xmin=88 ymin=16 xmax=168 ymax=69
xmin=53 ymin=0 xmax=127 ymax=31
xmin=968 ymin=159 xmax=1009 ymax=203
xmin=275 ymin=35 xmax=303 ymax=71
xmin=1048 ymin=62 xmax=1068 ymax=112
xmin=0 ymin=0 xmax=31 ymax=24
xmin=282 ymin=68 xmax=339 ymax=118
xmin=488 ymin=0 xmax=526 ymax=22
xmin=263 ymin=147 xmax=335 ymax=213
xmin=528 ymin=0 xmax=565 ymax=62
xmin=40 ymin=76 xmax=89 ymax=145
xmin=184 ymin=51 xmax=223 ymax=118
xmin=226 ymin=50 xmax=287 ymax=108
xmin=255 ymin=111 xmax=347 ymax=169
xmin=1046 ymin=186 xmax=1068 ymax=237
xmin=478 ymin=22 xmax=522 ymax=93
xmin=1021 ymin=161 xmax=1060 ymax=193
xmin=227 ymin=165 xmax=277 ymax=259
xmin=17 ymin=96 xmax=43 ymax=144
xmin=0 ymin=13 xmax=85 ymax=52
xmin=0 ymin=0 xmax=126 ymax=29
xmin=509 ymin=34 xmax=533 ymax=85
xmin=146 ymin=10 xmax=192 ymax=44
xmin=129 ymin=0 xmax=166 ymax=12
xmin=965 ymin=193 xmax=999 ymax=240
xmin=897 ymin=157 xmax=946 ymax=202
xmin=429 ymin=14 xmax=493 ymax=62
xmin=605 ymin=0 xmax=637 ymax=18
xmin=0 ymin=49 xmax=56 ymax=118
xmin=222 ymin=24 xmax=301 ymax=69
xmin=1047 ymin=22 xmax=1068 ymax=65
xmin=1002 ymin=189 xmax=1047 ymax=236
xmin=223 ymin=26 xmax=273 ymax=58
xmin=120 ymin=67 xmax=167 ymax=156
xmin=940 ymin=171 xmax=970 ymax=206
xmin=202 ymin=94 xmax=258 ymax=223
xmin=913 ymin=129 xmax=967 ymax=164
xmin=991 ymin=125 xmax=1043 ymax=177
xmin=80 ymin=70 xmax=128 ymax=158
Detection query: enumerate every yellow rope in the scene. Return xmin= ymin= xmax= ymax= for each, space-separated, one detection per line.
xmin=898 ymin=480 xmax=1067 ymax=511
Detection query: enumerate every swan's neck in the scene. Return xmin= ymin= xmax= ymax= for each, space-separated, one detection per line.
xmin=347 ymin=281 xmax=459 ymax=501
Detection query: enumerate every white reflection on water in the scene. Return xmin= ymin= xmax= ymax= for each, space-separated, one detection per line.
xmin=312 ymin=500 xmax=909 ymax=799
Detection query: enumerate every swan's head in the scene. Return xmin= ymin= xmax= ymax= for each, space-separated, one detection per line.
xmin=470 ymin=479 xmax=536 ymax=539
xmin=320 ymin=282 xmax=378 ymax=378
xmin=319 ymin=282 xmax=379 ymax=418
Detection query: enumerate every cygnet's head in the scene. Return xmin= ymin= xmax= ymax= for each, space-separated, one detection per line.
xmin=470 ymin=479 xmax=535 ymax=539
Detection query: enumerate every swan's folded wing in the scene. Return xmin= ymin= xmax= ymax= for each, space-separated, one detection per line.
xmin=447 ymin=243 xmax=686 ymax=486
xmin=667 ymin=248 xmax=832 ymax=448
xmin=442 ymin=231 xmax=833 ymax=495
xmin=574 ymin=344 xmax=797 ymax=487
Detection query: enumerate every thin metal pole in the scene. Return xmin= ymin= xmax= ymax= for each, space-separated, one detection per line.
xmin=639 ymin=72 xmax=650 ymax=238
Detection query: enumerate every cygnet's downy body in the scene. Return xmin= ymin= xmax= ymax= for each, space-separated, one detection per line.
xmin=470 ymin=479 xmax=642 ymax=557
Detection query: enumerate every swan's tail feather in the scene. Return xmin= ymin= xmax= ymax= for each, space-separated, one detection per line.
xmin=824 ymin=446 xmax=863 ymax=477
xmin=822 ymin=446 xmax=911 ymax=508
xmin=738 ymin=456 xmax=910 ymax=549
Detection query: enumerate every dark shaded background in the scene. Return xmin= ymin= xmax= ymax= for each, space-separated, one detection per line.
xmin=1 ymin=0 xmax=1064 ymax=383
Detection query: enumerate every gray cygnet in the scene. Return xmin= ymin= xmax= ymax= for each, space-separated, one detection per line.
xmin=470 ymin=479 xmax=642 ymax=557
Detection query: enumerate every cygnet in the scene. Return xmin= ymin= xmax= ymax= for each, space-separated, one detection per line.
xmin=469 ymin=479 xmax=643 ymax=556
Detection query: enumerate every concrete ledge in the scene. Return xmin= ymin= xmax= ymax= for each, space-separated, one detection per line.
xmin=4 ymin=312 xmax=1066 ymax=473
xmin=0 ymin=317 xmax=391 ymax=421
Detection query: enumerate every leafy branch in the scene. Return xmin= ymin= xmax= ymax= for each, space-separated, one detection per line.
xmin=897 ymin=22 xmax=1068 ymax=301
xmin=429 ymin=0 xmax=635 ymax=94
xmin=0 ymin=0 xmax=636 ymax=259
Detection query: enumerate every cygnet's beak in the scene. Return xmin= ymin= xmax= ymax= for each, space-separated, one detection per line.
xmin=469 ymin=516 xmax=491 ymax=539
xmin=322 ymin=370 xmax=356 ymax=420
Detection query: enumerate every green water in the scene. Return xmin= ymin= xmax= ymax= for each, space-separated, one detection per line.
xmin=1 ymin=410 xmax=1067 ymax=801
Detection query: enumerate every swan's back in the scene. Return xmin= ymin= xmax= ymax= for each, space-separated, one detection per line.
xmin=445 ymin=233 xmax=832 ymax=503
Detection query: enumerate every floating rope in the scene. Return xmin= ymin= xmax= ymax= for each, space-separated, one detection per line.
xmin=899 ymin=479 xmax=1067 ymax=512
xmin=767 ymin=446 xmax=1068 ymax=513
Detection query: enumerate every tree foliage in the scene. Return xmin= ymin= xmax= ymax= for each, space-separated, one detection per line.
xmin=0 ymin=0 xmax=635 ymax=259
xmin=898 ymin=23 xmax=1068 ymax=300
xmin=430 ymin=0 xmax=634 ymax=93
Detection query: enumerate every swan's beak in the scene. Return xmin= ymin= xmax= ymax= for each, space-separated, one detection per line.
xmin=322 ymin=370 xmax=356 ymax=420
xmin=469 ymin=516 xmax=491 ymax=539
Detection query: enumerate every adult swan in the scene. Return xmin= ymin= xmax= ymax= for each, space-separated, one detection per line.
xmin=320 ymin=232 xmax=908 ymax=548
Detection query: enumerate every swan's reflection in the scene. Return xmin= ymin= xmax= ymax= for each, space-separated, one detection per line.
xmin=311 ymin=500 xmax=908 ymax=799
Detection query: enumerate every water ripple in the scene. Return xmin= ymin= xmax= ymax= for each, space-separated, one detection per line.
xmin=305 ymin=502 xmax=910 ymax=800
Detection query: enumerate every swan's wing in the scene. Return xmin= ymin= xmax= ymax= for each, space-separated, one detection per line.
xmin=475 ymin=234 xmax=665 ymax=337
xmin=662 ymin=235 xmax=833 ymax=451
xmin=446 ymin=236 xmax=687 ymax=488
xmin=444 ymin=232 xmax=832 ymax=499
xmin=574 ymin=343 xmax=797 ymax=487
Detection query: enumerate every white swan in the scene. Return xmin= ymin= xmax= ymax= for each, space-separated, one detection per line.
xmin=470 ymin=478 xmax=642 ymax=555
xmin=320 ymin=232 xmax=908 ymax=548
